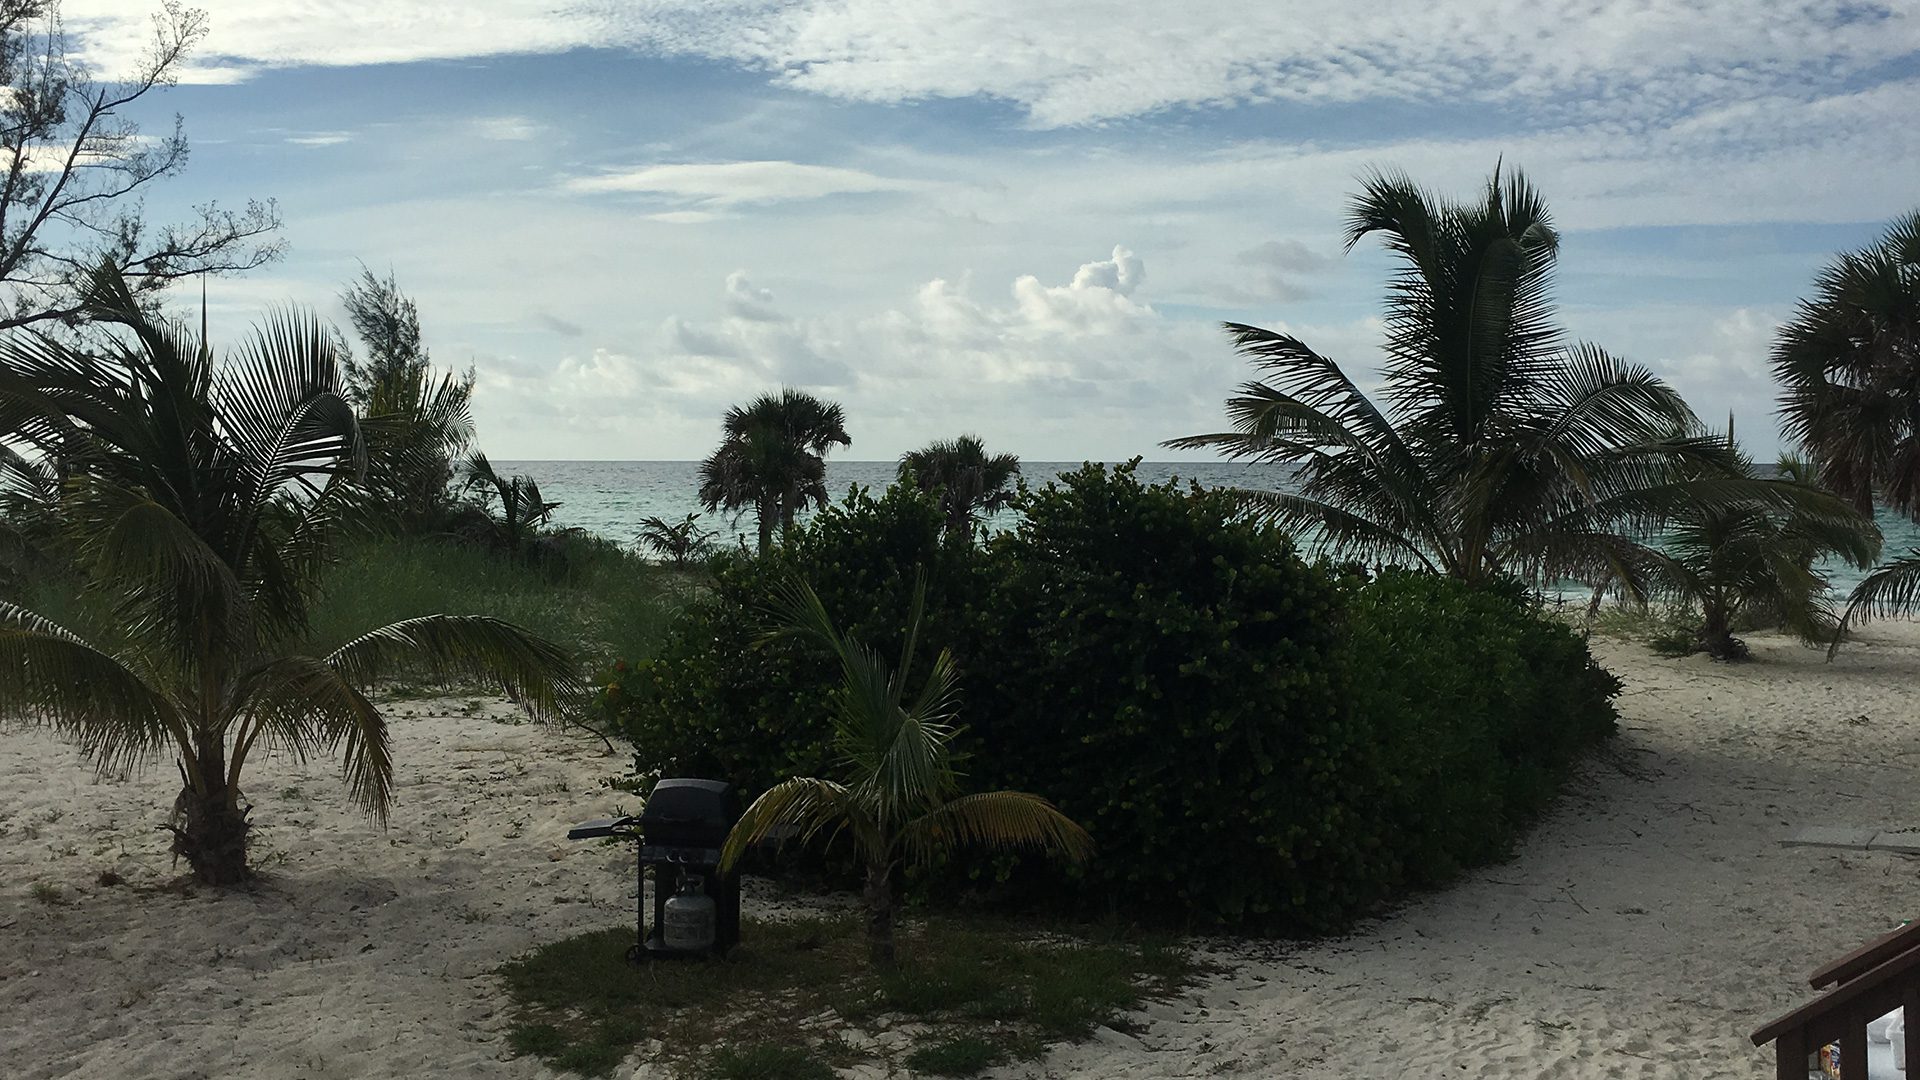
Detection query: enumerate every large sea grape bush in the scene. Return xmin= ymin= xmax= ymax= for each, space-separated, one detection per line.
xmin=1346 ymin=571 xmax=1620 ymax=887
xmin=605 ymin=462 xmax=1621 ymax=933
xmin=962 ymin=463 xmax=1391 ymax=930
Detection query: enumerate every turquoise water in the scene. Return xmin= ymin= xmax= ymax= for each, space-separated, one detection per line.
xmin=497 ymin=460 xmax=1920 ymax=596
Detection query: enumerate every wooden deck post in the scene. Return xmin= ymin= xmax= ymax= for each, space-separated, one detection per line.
xmin=1774 ymin=1025 xmax=1806 ymax=1080
xmin=1842 ymin=1011 xmax=1868 ymax=1079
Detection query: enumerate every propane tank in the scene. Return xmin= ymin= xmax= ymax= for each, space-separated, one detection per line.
xmin=662 ymin=872 xmax=717 ymax=953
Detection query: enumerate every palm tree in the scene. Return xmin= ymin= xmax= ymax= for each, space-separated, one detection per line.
xmin=354 ymin=367 xmax=475 ymax=535
xmin=1643 ymin=451 xmax=1880 ymax=659
xmin=897 ymin=435 xmax=1020 ymax=540
xmin=720 ymin=575 xmax=1091 ymax=967
xmin=698 ymin=389 xmax=851 ymax=554
xmin=635 ymin=513 xmax=714 ymax=569
xmin=1167 ymin=165 xmax=1763 ymax=595
xmin=1773 ymin=210 xmax=1920 ymax=644
xmin=458 ymin=451 xmax=560 ymax=559
xmin=0 ymin=265 xmax=579 ymax=884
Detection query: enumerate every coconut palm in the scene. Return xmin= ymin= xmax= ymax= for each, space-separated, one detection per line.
xmin=458 ymin=451 xmax=559 ymax=559
xmin=720 ymin=575 xmax=1091 ymax=967
xmin=1643 ymin=451 xmax=1880 ymax=659
xmin=1167 ymin=165 xmax=1766 ymax=595
xmin=1773 ymin=210 xmax=1920 ymax=644
xmin=0 ymin=265 xmax=579 ymax=884
xmin=635 ymin=513 xmax=714 ymax=569
xmin=897 ymin=435 xmax=1020 ymax=540
xmin=698 ymin=389 xmax=850 ymax=554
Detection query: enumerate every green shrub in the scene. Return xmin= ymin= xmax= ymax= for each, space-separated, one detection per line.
xmin=1347 ymin=571 xmax=1620 ymax=886
xmin=609 ymin=483 xmax=977 ymax=796
xmin=607 ymin=465 xmax=1621 ymax=933
xmin=960 ymin=463 xmax=1388 ymax=930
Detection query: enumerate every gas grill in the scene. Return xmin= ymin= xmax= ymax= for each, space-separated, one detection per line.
xmin=567 ymin=777 xmax=742 ymax=960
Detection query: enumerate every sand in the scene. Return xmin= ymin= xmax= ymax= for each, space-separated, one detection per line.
xmin=3 ymin=623 xmax=1918 ymax=1079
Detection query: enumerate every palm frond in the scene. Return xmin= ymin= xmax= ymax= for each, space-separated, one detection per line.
xmin=230 ymin=655 xmax=391 ymax=818
xmin=326 ymin=614 xmax=580 ymax=716
xmin=720 ymin=777 xmax=860 ymax=870
xmin=0 ymin=602 xmax=186 ymax=776
xmin=1832 ymin=551 xmax=1920 ymax=657
xmin=1229 ymin=488 xmax=1435 ymax=570
xmin=898 ymin=791 xmax=1094 ymax=869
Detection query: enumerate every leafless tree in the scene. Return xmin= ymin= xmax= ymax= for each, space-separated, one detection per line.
xmin=0 ymin=0 xmax=282 ymax=331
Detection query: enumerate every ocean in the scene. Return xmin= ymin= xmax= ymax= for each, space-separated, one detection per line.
xmin=496 ymin=459 xmax=1919 ymax=597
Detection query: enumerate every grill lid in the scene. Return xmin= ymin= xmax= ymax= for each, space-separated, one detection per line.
xmin=641 ymin=778 xmax=739 ymax=845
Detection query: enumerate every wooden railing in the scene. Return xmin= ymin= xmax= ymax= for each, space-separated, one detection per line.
xmin=1753 ymin=919 xmax=1920 ymax=1078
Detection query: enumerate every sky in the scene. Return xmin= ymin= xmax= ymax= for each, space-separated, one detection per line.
xmin=56 ymin=0 xmax=1920 ymax=461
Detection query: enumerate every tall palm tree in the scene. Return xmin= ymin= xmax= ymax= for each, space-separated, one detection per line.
xmin=1167 ymin=165 xmax=1764 ymax=594
xmin=0 ymin=265 xmax=579 ymax=884
xmin=897 ymin=435 xmax=1021 ymax=540
xmin=1644 ymin=451 xmax=1880 ymax=659
xmin=1773 ymin=210 xmax=1920 ymax=643
xmin=698 ymin=389 xmax=850 ymax=553
xmin=721 ymin=575 xmax=1091 ymax=967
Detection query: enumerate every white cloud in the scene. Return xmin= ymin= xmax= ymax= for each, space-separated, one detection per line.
xmin=473 ymin=115 xmax=541 ymax=141
xmin=723 ymin=271 xmax=781 ymax=321
xmin=472 ymin=246 xmax=1237 ymax=457
xmin=285 ymin=131 xmax=351 ymax=146
xmin=645 ymin=210 xmax=725 ymax=225
xmin=561 ymin=161 xmax=925 ymax=206
xmin=61 ymin=1 xmax=1920 ymax=129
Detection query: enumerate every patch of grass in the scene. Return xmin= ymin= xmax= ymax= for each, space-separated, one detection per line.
xmin=29 ymin=881 xmax=63 ymax=905
xmin=306 ymin=536 xmax=687 ymax=668
xmin=498 ymin=915 xmax=1197 ymax=1077
xmin=701 ymin=1043 xmax=836 ymax=1080
xmin=1588 ymin=603 xmax=1702 ymax=656
xmin=904 ymin=1035 xmax=1007 ymax=1077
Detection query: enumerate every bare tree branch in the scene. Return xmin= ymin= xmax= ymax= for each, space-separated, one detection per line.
xmin=0 ymin=1 xmax=282 ymax=331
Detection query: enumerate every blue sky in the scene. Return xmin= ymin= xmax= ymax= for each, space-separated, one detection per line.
xmin=65 ymin=0 xmax=1920 ymax=460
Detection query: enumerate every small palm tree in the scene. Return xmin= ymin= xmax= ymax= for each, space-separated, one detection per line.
xmin=897 ymin=435 xmax=1020 ymax=540
xmin=1773 ymin=210 xmax=1920 ymax=644
xmin=635 ymin=513 xmax=714 ymax=569
xmin=1644 ymin=451 xmax=1880 ymax=659
xmin=0 ymin=265 xmax=579 ymax=884
xmin=459 ymin=451 xmax=560 ymax=559
xmin=1167 ymin=165 xmax=1770 ymax=595
xmin=720 ymin=575 xmax=1091 ymax=967
xmin=698 ymin=389 xmax=850 ymax=554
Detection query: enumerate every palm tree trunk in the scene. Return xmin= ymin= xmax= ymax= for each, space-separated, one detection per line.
xmin=863 ymin=860 xmax=895 ymax=967
xmin=1699 ymin=602 xmax=1745 ymax=661
xmin=170 ymin=743 xmax=251 ymax=884
xmin=756 ymin=497 xmax=774 ymax=554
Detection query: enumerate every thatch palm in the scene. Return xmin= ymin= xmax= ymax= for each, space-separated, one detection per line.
xmin=1168 ymin=166 xmax=1760 ymax=593
xmin=355 ymin=366 xmax=474 ymax=535
xmin=635 ymin=513 xmax=714 ymax=569
xmin=459 ymin=451 xmax=559 ymax=559
xmin=0 ymin=266 xmax=579 ymax=884
xmin=698 ymin=389 xmax=850 ymax=553
xmin=1644 ymin=452 xmax=1880 ymax=659
xmin=720 ymin=576 xmax=1091 ymax=966
xmin=1773 ymin=210 xmax=1920 ymax=642
xmin=897 ymin=435 xmax=1020 ymax=540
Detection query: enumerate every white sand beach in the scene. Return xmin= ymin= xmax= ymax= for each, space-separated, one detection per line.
xmin=3 ymin=623 xmax=1917 ymax=1079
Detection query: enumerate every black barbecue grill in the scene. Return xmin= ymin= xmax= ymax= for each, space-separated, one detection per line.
xmin=568 ymin=777 xmax=742 ymax=961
